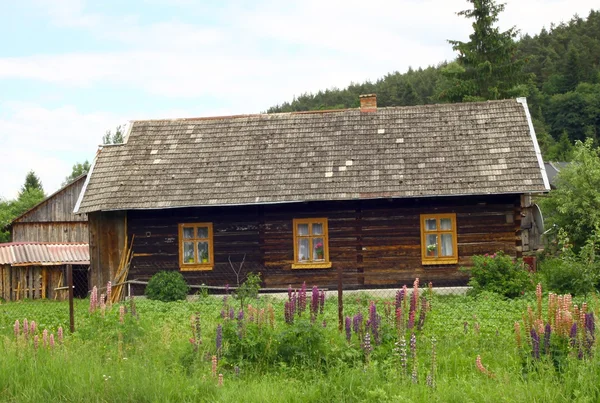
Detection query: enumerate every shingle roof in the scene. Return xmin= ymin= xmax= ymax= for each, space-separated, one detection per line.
xmin=76 ymin=98 xmax=549 ymax=213
xmin=0 ymin=242 xmax=90 ymax=266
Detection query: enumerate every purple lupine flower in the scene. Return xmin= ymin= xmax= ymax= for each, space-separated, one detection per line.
xmin=368 ymin=302 xmax=381 ymax=344
xmin=585 ymin=313 xmax=595 ymax=340
xmin=543 ymin=323 xmax=552 ymax=354
xmin=288 ymin=284 xmax=292 ymax=301
xmin=298 ymin=282 xmax=307 ymax=315
xmin=319 ymin=290 xmax=325 ymax=314
xmin=345 ymin=316 xmax=352 ymax=342
xmin=57 ymin=327 xmax=64 ymax=344
xmin=399 ymin=336 xmax=407 ymax=377
xmin=225 ymin=284 xmax=230 ymax=295
xmin=14 ymin=320 xmax=20 ymax=338
xmin=408 ymin=309 xmax=415 ymax=329
xmin=311 ymin=286 xmax=319 ymax=316
xmin=531 ymin=328 xmax=540 ymax=360
xmin=229 ymin=307 xmax=235 ymax=320
xmin=395 ymin=289 xmax=404 ymax=310
xmin=223 ymin=294 xmax=228 ymax=306
xmin=220 ymin=310 xmax=225 ymax=319
xmin=23 ymin=319 xmax=29 ymax=338
xmin=570 ymin=323 xmax=578 ymax=347
xmin=285 ymin=301 xmax=294 ymax=324
xmin=353 ymin=312 xmax=363 ymax=335
xmin=216 ymin=324 xmax=223 ymax=352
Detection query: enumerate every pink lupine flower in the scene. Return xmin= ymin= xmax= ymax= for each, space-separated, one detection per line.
xmin=211 ymin=355 xmax=218 ymax=378
xmin=49 ymin=334 xmax=55 ymax=349
xmin=34 ymin=335 xmax=39 ymax=350
xmin=14 ymin=320 xmax=20 ymax=338
xmin=106 ymin=281 xmax=112 ymax=307
xmin=119 ymin=305 xmax=125 ymax=324
xmin=23 ymin=319 xmax=29 ymax=337
xmin=476 ymin=355 xmax=494 ymax=378
xmin=42 ymin=329 xmax=48 ymax=347
xmin=30 ymin=321 xmax=36 ymax=335
xmin=218 ymin=373 xmax=224 ymax=387
xmin=90 ymin=286 xmax=98 ymax=313
xmin=57 ymin=327 xmax=64 ymax=344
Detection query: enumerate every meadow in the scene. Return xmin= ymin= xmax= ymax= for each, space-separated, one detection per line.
xmin=0 ymin=282 xmax=598 ymax=403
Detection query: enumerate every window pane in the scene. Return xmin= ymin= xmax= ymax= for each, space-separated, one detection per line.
xmin=183 ymin=227 xmax=194 ymax=239
xmin=312 ymin=223 xmax=323 ymax=235
xmin=426 ymin=234 xmax=438 ymax=257
xmin=183 ymin=242 xmax=195 ymax=263
xmin=313 ymin=237 xmax=325 ymax=261
xmin=298 ymin=238 xmax=310 ymax=261
xmin=425 ymin=219 xmax=437 ymax=231
xmin=440 ymin=218 xmax=452 ymax=231
xmin=198 ymin=242 xmax=209 ymax=263
xmin=297 ymin=223 xmax=309 ymax=236
xmin=197 ymin=227 xmax=209 ymax=239
xmin=441 ymin=234 xmax=453 ymax=256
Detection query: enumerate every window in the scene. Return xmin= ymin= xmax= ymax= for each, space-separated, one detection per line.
xmin=178 ymin=223 xmax=214 ymax=271
xmin=420 ymin=213 xmax=458 ymax=265
xmin=292 ymin=218 xmax=332 ymax=269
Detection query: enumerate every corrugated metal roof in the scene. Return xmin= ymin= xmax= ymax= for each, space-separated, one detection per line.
xmin=0 ymin=242 xmax=89 ymax=266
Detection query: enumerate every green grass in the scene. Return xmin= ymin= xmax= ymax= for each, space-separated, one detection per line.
xmin=0 ymin=291 xmax=598 ymax=402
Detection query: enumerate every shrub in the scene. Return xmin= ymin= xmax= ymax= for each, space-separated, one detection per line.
xmin=539 ymin=258 xmax=595 ymax=296
xmin=145 ymin=271 xmax=189 ymax=302
xmin=464 ymin=251 xmax=534 ymax=298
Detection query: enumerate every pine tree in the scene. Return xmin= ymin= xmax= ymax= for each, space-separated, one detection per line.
xmin=20 ymin=171 xmax=44 ymax=195
xmin=438 ymin=0 xmax=527 ymax=102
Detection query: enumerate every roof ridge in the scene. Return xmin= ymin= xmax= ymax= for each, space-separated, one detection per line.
xmin=127 ymin=99 xmax=518 ymax=124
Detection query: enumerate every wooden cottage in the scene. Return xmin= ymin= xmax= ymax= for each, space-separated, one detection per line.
xmin=0 ymin=175 xmax=90 ymax=300
xmin=75 ymin=96 xmax=549 ymax=291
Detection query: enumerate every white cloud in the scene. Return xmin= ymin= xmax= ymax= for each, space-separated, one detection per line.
xmin=1 ymin=0 xmax=598 ymax=198
xmin=0 ymin=102 xmax=126 ymax=199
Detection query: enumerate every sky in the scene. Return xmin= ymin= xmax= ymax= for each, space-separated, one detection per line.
xmin=0 ymin=0 xmax=597 ymax=200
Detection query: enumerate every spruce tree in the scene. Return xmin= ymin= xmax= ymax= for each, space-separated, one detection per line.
xmin=439 ymin=0 xmax=527 ymax=102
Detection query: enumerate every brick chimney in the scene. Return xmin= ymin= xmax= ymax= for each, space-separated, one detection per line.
xmin=359 ymin=94 xmax=377 ymax=112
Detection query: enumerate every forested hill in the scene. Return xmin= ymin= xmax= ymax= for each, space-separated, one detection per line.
xmin=267 ymin=10 xmax=600 ymax=161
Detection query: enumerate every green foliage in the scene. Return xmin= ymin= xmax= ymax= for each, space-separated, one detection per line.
xmin=539 ymin=139 xmax=600 ymax=249
xmin=62 ymin=160 xmax=90 ymax=186
xmin=540 ymin=228 xmax=600 ymax=295
xmin=145 ymin=271 xmax=189 ymax=302
xmin=439 ymin=0 xmax=527 ymax=102
xmin=102 ymin=125 xmax=125 ymax=144
xmin=464 ymin=251 xmax=534 ymax=298
xmin=233 ymin=272 xmax=261 ymax=308
xmin=276 ymin=319 xmax=327 ymax=365
xmin=0 ymin=177 xmax=46 ymax=243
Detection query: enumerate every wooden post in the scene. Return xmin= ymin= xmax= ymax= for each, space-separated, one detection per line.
xmin=67 ymin=265 xmax=75 ymax=333
xmin=337 ymin=265 xmax=343 ymax=332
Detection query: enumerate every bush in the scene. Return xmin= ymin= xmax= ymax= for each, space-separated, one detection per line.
xmin=539 ymin=258 xmax=595 ymax=296
xmin=145 ymin=271 xmax=189 ymax=302
xmin=464 ymin=251 xmax=534 ymax=298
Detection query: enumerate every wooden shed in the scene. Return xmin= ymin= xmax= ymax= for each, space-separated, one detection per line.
xmin=75 ymin=96 xmax=549 ymax=291
xmin=0 ymin=175 xmax=90 ymax=300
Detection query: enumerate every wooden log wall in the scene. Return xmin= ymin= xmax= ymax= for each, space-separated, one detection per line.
xmin=12 ymin=222 xmax=89 ymax=243
xmin=0 ymin=265 xmax=65 ymax=301
xmin=113 ymin=194 xmax=521 ymax=291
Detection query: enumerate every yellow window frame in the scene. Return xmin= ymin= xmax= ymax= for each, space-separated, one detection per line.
xmin=178 ymin=223 xmax=214 ymax=271
xmin=292 ymin=218 xmax=332 ymax=269
xmin=420 ymin=213 xmax=458 ymax=265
